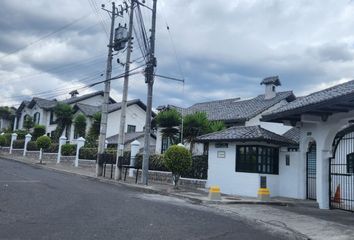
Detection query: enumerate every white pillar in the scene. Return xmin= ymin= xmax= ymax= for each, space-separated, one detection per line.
xmin=9 ymin=133 xmax=17 ymax=154
xmin=129 ymin=140 xmax=140 ymax=177
xmin=75 ymin=137 xmax=85 ymax=167
xmin=39 ymin=148 xmax=43 ymax=160
xmin=23 ymin=134 xmax=32 ymax=156
xmin=104 ymin=140 xmax=108 ymax=149
xmin=57 ymin=136 xmax=67 ymax=164
xmin=316 ymin=148 xmax=331 ymax=209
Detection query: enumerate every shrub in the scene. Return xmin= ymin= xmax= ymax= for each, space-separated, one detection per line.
xmin=27 ymin=141 xmax=39 ymax=151
xmin=74 ymin=114 xmax=87 ymax=138
xmin=0 ymin=135 xmax=6 ymax=146
xmin=23 ymin=115 xmax=34 ymax=131
xmin=14 ymin=129 xmax=28 ymax=140
xmin=163 ymin=145 xmax=192 ymax=187
xmin=13 ymin=140 xmax=25 ymax=149
xmin=182 ymin=155 xmax=208 ymax=179
xmin=2 ymin=133 xmax=11 ymax=146
xmin=61 ymin=144 xmax=77 ymax=156
xmin=36 ymin=136 xmax=51 ymax=150
xmin=32 ymin=125 xmax=46 ymax=140
xmin=43 ymin=143 xmax=59 ymax=153
xmin=79 ymin=148 xmax=98 ymax=160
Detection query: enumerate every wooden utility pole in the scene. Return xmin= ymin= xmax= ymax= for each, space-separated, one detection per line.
xmin=115 ymin=0 xmax=135 ymax=180
xmin=97 ymin=2 xmax=116 ymax=177
xmin=142 ymin=0 xmax=157 ymax=185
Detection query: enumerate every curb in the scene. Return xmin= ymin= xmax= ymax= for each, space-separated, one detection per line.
xmin=0 ymin=155 xmax=290 ymax=206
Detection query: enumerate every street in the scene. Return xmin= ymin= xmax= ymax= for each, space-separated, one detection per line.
xmin=0 ymin=158 xmax=293 ymax=240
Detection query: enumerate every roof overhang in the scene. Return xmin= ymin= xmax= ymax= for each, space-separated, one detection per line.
xmin=261 ymin=93 xmax=354 ymax=124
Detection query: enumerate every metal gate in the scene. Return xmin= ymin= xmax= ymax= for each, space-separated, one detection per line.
xmin=306 ymin=142 xmax=316 ymax=200
xmin=330 ymin=128 xmax=354 ymax=212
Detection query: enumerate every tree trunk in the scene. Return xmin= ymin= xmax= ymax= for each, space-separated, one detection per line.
xmin=173 ymin=174 xmax=180 ymax=189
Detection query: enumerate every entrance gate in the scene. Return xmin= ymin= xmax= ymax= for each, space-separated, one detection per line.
xmin=330 ymin=127 xmax=354 ymax=212
xmin=306 ymin=142 xmax=316 ymax=200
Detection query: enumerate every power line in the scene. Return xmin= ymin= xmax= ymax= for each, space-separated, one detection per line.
xmin=0 ymin=14 xmax=91 ymax=61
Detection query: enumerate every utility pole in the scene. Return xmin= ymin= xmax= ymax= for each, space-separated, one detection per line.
xmin=142 ymin=0 xmax=157 ymax=185
xmin=115 ymin=0 xmax=135 ymax=180
xmin=97 ymin=2 xmax=116 ymax=177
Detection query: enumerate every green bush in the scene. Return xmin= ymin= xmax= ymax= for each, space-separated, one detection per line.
xmin=163 ymin=145 xmax=192 ymax=187
xmin=36 ymin=136 xmax=51 ymax=150
xmin=74 ymin=114 xmax=87 ymax=138
xmin=14 ymin=130 xmax=28 ymax=140
xmin=32 ymin=125 xmax=46 ymax=140
xmin=0 ymin=135 xmax=6 ymax=146
xmin=43 ymin=143 xmax=59 ymax=153
xmin=13 ymin=140 xmax=25 ymax=149
xmin=182 ymin=155 xmax=208 ymax=179
xmin=79 ymin=148 xmax=98 ymax=160
xmin=61 ymin=144 xmax=77 ymax=156
xmin=27 ymin=141 xmax=39 ymax=151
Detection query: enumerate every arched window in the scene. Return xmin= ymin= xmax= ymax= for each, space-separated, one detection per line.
xmin=33 ymin=112 xmax=40 ymax=124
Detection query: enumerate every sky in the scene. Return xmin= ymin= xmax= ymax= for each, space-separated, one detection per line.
xmin=1 ymin=0 xmax=354 ymax=109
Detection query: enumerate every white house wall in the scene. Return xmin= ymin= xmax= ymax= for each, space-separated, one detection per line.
xmin=206 ymin=142 xmax=302 ymax=198
xmin=246 ymin=100 xmax=291 ymax=135
xmin=279 ymin=148 xmax=301 ymax=198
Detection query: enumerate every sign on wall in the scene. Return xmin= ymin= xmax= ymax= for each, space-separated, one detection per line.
xmin=217 ymin=151 xmax=226 ymax=158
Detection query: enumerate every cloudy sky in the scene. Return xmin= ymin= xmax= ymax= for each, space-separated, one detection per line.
xmin=1 ymin=0 xmax=354 ymax=109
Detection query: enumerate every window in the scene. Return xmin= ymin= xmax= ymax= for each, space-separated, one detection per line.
xmin=33 ymin=112 xmax=40 ymax=124
xmin=347 ymin=153 xmax=354 ymax=174
xmin=127 ymin=125 xmax=136 ymax=133
xmin=236 ymin=145 xmax=279 ymax=174
xmin=161 ymin=136 xmax=169 ymax=154
xmin=50 ymin=111 xmax=56 ymax=124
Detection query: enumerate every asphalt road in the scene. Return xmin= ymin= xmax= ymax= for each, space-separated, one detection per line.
xmin=0 ymin=158 xmax=291 ymax=240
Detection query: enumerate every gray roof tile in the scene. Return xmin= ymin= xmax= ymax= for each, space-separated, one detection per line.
xmin=169 ymin=91 xmax=294 ymax=123
xmin=196 ymin=125 xmax=296 ymax=145
xmin=282 ymin=127 xmax=300 ymax=144
xmin=262 ymin=79 xmax=354 ymax=121
xmin=106 ymin=131 xmax=156 ymax=144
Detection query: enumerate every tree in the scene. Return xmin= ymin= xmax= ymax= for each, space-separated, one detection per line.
xmin=183 ymin=112 xmax=210 ymax=152
xmin=86 ymin=112 xmax=101 ymax=147
xmin=36 ymin=135 xmax=51 ymax=164
xmin=163 ymin=145 xmax=192 ymax=188
xmin=32 ymin=125 xmax=46 ymax=140
xmin=156 ymin=109 xmax=181 ymax=145
xmin=53 ymin=103 xmax=73 ymax=138
xmin=208 ymin=121 xmax=225 ymax=133
xmin=74 ymin=114 xmax=87 ymax=138
xmin=23 ymin=115 xmax=34 ymax=131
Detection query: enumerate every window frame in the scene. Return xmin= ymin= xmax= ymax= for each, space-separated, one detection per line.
xmin=347 ymin=153 xmax=354 ymax=174
xmin=236 ymin=145 xmax=279 ymax=175
xmin=127 ymin=124 xmax=136 ymax=133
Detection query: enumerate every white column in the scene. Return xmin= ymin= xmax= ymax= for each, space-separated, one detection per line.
xmin=23 ymin=134 xmax=32 ymax=156
xmin=75 ymin=137 xmax=85 ymax=167
xmin=129 ymin=140 xmax=140 ymax=177
xmin=57 ymin=136 xmax=67 ymax=164
xmin=104 ymin=140 xmax=108 ymax=150
xmin=9 ymin=133 xmax=17 ymax=154
xmin=316 ymin=148 xmax=331 ymax=209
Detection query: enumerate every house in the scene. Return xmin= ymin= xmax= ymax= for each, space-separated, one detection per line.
xmin=14 ymin=91 xmax=152 ymax=149
xmin=0 ymin=106 xmax=16 ymax=131
xmin=155 ymin=76 xmax=296 ymax=154
xmin=261 ymin=79 xmax=354 ymax=211
xmin=199 ymin=78 xmax=354 ymax=211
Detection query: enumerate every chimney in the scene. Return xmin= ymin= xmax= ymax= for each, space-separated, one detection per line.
xmin=260 ymin=76 xmax=281 ymax=100
xmin=69 ymin=90 xmax=79 ymax=98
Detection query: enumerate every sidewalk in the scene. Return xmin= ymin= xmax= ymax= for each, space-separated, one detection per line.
xmin=2 ymin=153 xmax=354 ymax=240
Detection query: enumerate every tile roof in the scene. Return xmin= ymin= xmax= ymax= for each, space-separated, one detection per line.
xmin=106 ymin=131 xmax=156 ymax=144
xmin=62 ymin=91 xmax=116 ymax=104
xmin=196 ymin=125 xmax=296 ymax=146
xmin=169 ymin=91 xmax=294 ymax=123
xmin=262 ymin=79 xmax=354 ymax=122
xmin=282 ymin=127 xmax=300 ymax=144
xmin=74 ymin=103 xmax=100 ymax=117
xmin=28 ymin=97 xmax=57 ymax=109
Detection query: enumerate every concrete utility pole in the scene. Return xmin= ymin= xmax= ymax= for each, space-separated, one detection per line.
xmin=97 ymin=2 xmax=116 ymax=177
xmin=142 ymin=0 xmax=157 ymax=185
xmin=115 ymin=0 xmax=135 ymax=180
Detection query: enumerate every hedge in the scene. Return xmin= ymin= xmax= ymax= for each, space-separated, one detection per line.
xmin=61 ymin=144 xmax=77 ymax=156
xmin=2 ymin=133 xmax=11 ymax=146
xmin=0 ymin=135 xmax=7 ymax=146
xmin=27 ymin=141 xmax=39 ymax=151
xmin=182 ymin=155 xmax=208 ymax=179
xmin=13 ymin=140 xmax=25 ymax=149
xmin=43 ymin=143 xmax=59 ymax=153
xmin=14 ymin=130 xmax=27 ymax=140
